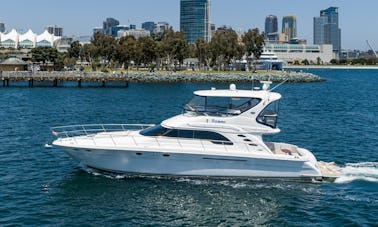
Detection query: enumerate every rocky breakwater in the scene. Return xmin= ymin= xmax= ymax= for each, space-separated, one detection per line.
xmin=124 ymin=71 xmax=324 ymax=83
xmin=1 ymin=70 xmax=324 ymax=83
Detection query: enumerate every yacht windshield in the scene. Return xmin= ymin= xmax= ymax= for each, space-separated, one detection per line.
xmin=257 ymin=101 xmax=279 ymax=128
xmin=184 ymin=95 xmax=261 ymax=116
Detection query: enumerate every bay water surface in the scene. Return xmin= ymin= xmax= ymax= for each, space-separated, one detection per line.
xmin=0 ymin=69 xmax=377 ymax=226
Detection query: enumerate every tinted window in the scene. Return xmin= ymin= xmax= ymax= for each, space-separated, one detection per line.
xmin=141 ymin=126 xmax=232 ymax=144
xmin=140 ymin=125 xmax=169 ymax=136
xmin=257 ymin=101 xmax=279 ymax=128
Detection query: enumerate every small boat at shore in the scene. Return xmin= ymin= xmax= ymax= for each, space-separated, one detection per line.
xmin=51 ymin=81 xmax=342 ymax=181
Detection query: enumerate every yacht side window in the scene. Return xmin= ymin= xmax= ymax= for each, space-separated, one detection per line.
xmin=257 ymin=101 xmax=279 ymax=128
xmin=139 ymin=125 xmax=169 ymax=136
xmin=140 ymin=126 xmax=233 ymax=145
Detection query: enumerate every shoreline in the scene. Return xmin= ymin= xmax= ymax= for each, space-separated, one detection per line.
xmin=284 ymin=65 xmax=378 ymax=70
xmin=1 ymin=70 xmax=325 ymax=84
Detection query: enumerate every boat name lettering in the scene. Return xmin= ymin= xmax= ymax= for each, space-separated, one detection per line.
xmin=211 ymin=119 xmax=226 ymax=124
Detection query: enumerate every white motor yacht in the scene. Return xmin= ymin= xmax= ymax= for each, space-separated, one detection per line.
xmin=253 ymin=51 xmax=283 ymax=70
xmin=51 ymin=82 xmax=341 ymax=181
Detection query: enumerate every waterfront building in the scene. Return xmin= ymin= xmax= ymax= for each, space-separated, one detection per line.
xmin=180 ymin=0 xmax=210 ymax=43
xmin=0 ymin=22 xmax=5 ymax=33
xmin=265 ymin=33 xmax=288 ymax=43
xmin=0 ymin=57 xmax=28 ymax=71
xmin=18 ymin=29 xmax=36 ymax=49
xmin=265 ymin=15 xmax=278 ymax=37
xmin=55 ymin=36 xmax=74 ymax=52
xmin=313 ymin=7 xmax=341 ymax=56
xmin=282 ymin=15 xmax=297 ymax=40
xmin=117 ymin=29 xmax=150 ymax=39
xmin=103 ymin=17 xmax=119 ymax=35
xmin=0 ymin=29 xmax=18 ymax=48
xmin=0 ymin=29 xmax=61 ymax=49
xmin=46 ymin=25 xmax=63 ymax=36
xmin=142 ymin=22 xmax=155 ymax=34
xmin=264 ymin=43 xmax=334 ymax=64
xmin=37 ymin=30 xmax=58 ymax=47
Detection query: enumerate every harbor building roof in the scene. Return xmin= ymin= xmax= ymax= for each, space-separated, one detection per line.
xmin=19 ymin=29 xmax=36 ymax=42
xmin=0 ymin=29 xmax=62 ymax=49
xmin=37 ymin=30 xmax=54 ymax=46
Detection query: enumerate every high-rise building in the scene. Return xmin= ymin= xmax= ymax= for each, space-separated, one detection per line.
xmin=180 ymin=0 xmax=210 ymax=43
xmin=112 ymin=25 xmax=129 ymax=37
xmin=103 ymin=17 xmax=119 ymax=35
xmin=265 ymin=15 xmax=278 ymax=37
xmin=93 ymin=27 xmax=103 ymax=34
xmin=46 ymin=25 xmax=63 ymax=36
xmin=313 ymin=17 xmax=327 ymax=44
xmin=313 ymin=7 xmax=341 ymax=55
xmin=155 ymin=22 xmax=169 ymax=33
xmin=142 ymin=22 xmax=155 ymax=34
xmin=0 ymin=22 xmax=5 ymax=33
xmin=282 ymin=15 xmax=297 ymax=40
xmin=129 ymin=24 xmax=136 ymax=30
xmin=142 ymin=21 xmax=169 ymax=34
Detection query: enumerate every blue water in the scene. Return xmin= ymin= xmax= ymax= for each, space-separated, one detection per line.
xmin=0 ymin=69 xmax=377 ymax=226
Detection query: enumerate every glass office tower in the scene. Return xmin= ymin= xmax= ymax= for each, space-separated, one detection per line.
xmin=265 ymin=15 xmax=278 ymax=37
xmin=180 ymin=0 xmax=210 ymax=43
xmin=282 ymin=15 xmax=297 ymax=40
xmin=313 ymin=7 xmax=341 ymax=55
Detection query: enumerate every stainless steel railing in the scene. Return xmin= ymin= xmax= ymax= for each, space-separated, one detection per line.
xmin=50 ymin=124 xmax=274 ymax=155
xmin=51 ymin=124 xmax=154 ymax=138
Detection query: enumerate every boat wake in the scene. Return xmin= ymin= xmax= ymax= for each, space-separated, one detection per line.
xmin=335 ymin=162 xmax=378 ymax=183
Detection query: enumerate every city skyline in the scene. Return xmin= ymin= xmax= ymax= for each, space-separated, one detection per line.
xmin=0 ymin=0 xmax=377 ymax=50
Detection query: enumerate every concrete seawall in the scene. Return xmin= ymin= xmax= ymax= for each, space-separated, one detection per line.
xmin=1 ymin=70 xmax=324 ymax=85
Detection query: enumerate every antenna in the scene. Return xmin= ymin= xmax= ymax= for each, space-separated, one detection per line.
xmin=251 ymin=74 xmax=254 ymax=91
xmin=270 ymin=78 xmax=289 ymax=91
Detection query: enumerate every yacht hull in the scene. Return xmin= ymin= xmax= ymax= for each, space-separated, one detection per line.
xmin=57 ymin=146 xmax=322 ymax=179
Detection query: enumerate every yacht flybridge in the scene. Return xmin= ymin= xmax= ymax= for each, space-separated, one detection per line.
xmin=51 ymin=82 xmax=342 ymax=181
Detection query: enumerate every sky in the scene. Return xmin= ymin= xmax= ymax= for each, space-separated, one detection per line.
xmin=1 ymin=0 xmax=377 ymax=50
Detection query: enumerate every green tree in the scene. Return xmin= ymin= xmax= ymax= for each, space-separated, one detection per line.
xmin=67 ymin=41 xmax=82 ymax=59
xmin=316 ymin=57 xmax=322 ymax=65
xmin=91 ymin=32 xmax=116 ymax=67
xmin=302 ymin=59 xmax=310 ymax=65
xmin=242 ymin=28 xmax=264 ymax=59
xmin=330 ymin=59 xmax=338 ymax=64
xmin=209 ymin=28 xmax=240 ymax=70
xmin=160 ymin=28 xmax=189 ymax=69
xmin=242 ymin=28 xmax=264 ymax=70
xmin=114 ymin=36 xmax=137 ymax=69
xmin=135 ymin=37 xmax=157 ymax=69
xmin=31 ymin=46 xmax=59 ymax=63
xmin=195 ymin=38 xmax=210 ymax=70
xmin=82 ymin=43 xmax=96 ymax=62
xmin=63 ymin=57 xmax=77 ymax=69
